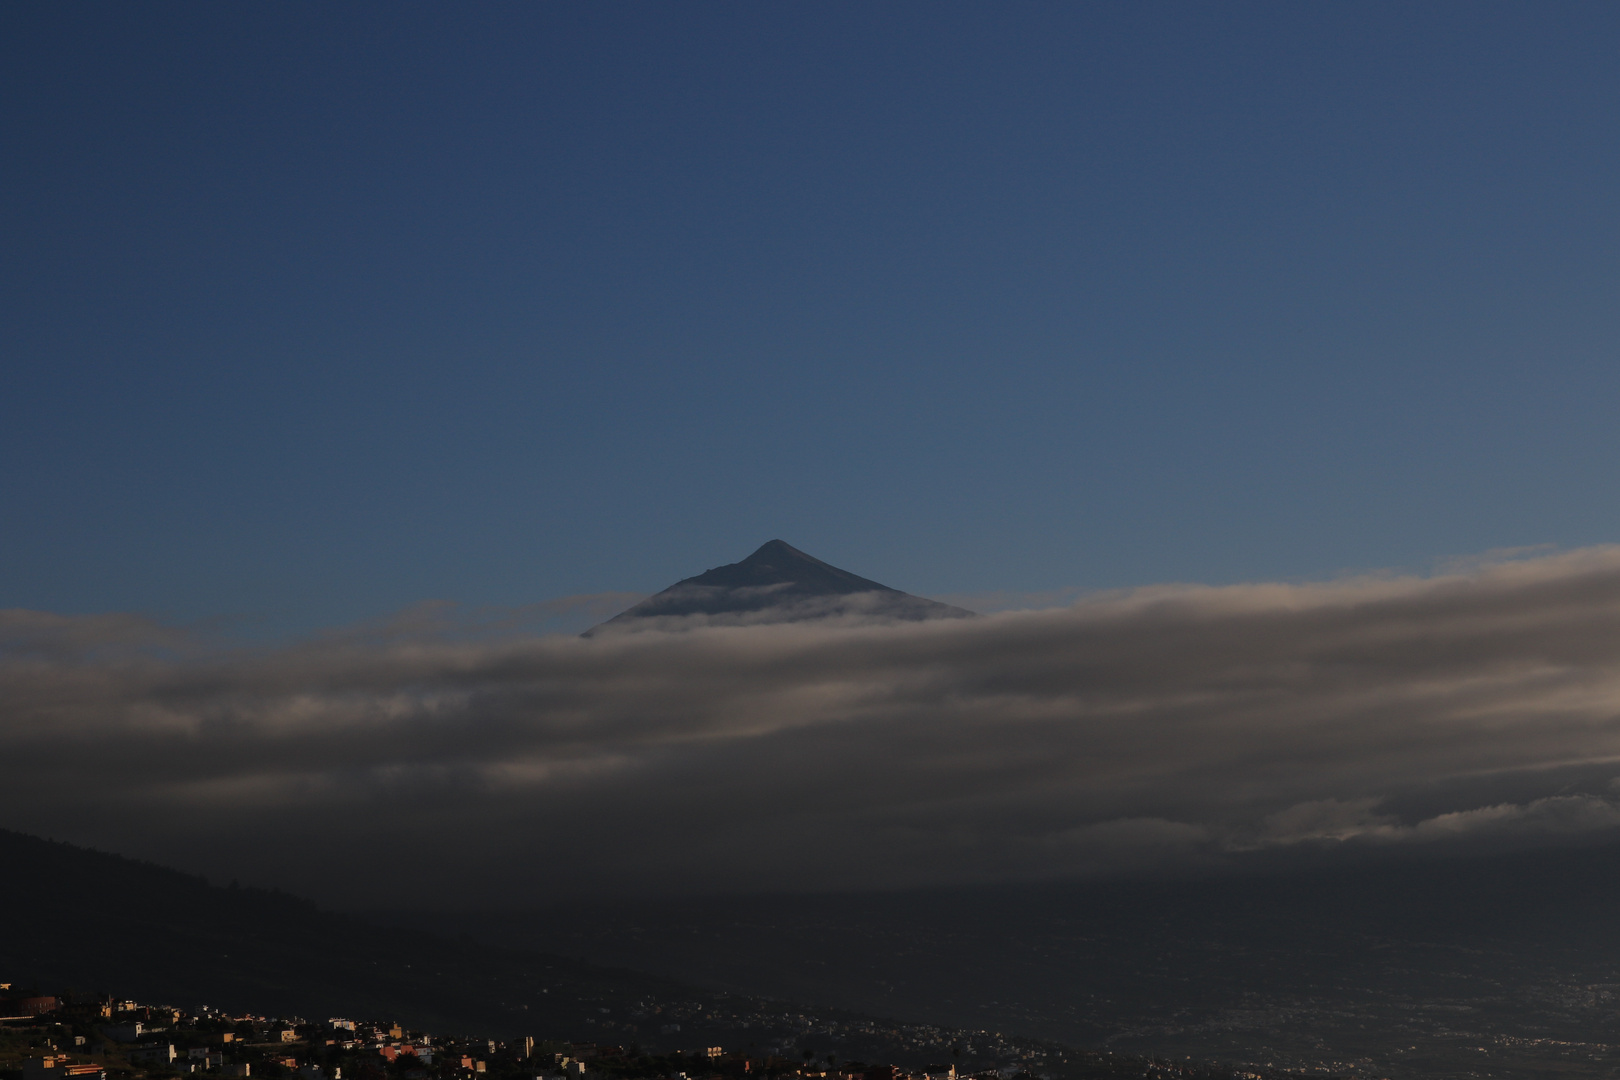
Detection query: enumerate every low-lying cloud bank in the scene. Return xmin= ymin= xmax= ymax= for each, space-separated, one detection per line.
xmin=7 ymin=547 xmax=1620 ymax=906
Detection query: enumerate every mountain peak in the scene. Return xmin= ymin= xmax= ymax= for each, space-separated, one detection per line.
xmin=741 ymin=538 xmax=817 ymax=563
xmin=587 ymin=541 xmax=974 ymax=634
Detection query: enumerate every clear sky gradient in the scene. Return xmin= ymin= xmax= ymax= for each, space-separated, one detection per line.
xmin=6 ymin=2 xmax=1620 ymax=636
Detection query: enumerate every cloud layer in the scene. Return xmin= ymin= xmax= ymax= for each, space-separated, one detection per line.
xmin=7 ymin=547 xmax=1620 ymax=906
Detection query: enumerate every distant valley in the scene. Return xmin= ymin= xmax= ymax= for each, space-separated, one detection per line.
xmin=378 ymin=843 xmax=1620 ymax=1080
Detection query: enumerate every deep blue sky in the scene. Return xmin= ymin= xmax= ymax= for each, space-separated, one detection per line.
xmin=5 ymin=2 xmax=1620 ymax=635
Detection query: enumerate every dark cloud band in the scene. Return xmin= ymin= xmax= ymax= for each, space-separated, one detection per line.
xmin=5 ymin=548 xmax=1620 ymax=905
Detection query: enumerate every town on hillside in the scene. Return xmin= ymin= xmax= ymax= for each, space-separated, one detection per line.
xmin=0 ymin=985 xmax=1290 ymax=1080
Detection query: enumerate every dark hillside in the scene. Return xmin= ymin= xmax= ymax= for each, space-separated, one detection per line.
xmin=0 ymin=830 xmax=1160 ymax=1080
xmin=0 ymin=828 xmax=702 ymax=1036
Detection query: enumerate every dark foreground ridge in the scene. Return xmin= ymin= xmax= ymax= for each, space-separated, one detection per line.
xmin=0 ymin=830 xmax=1308 ymax=1080
xmin=587 ymin=541 xmax=974 ymax=634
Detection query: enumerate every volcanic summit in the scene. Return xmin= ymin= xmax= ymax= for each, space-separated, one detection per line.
xmin=587 ymin=540 xmax=975 ymax=634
